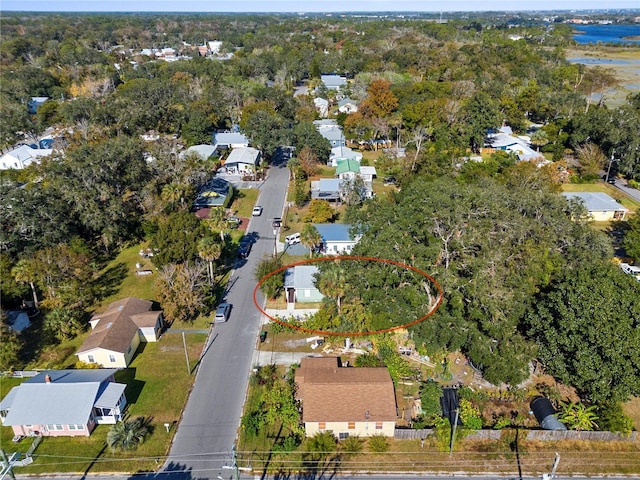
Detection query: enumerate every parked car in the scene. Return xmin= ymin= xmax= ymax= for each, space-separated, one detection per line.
xmin=214 ymin=302 xmax=232 ymax=323
xmin=237 ymin=239 xmax=252 ymax=258
xmin=383 ymin=176 xmax=397 ymax=185
xmin=252 ymin=206 xmax=263 ymax=216
xmin=620 ymin=262 xmax=640 ymax=280
xmin=227 ymin=216 xmax=242 ymax=228
xmin=272 ymin=217 xmax=282 ymax=227
xmin=285 ymin=232 xmax=301 ymax=245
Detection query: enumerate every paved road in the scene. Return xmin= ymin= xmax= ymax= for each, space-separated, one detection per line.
xmin=164 ymin=150 xmax=291 ymax=479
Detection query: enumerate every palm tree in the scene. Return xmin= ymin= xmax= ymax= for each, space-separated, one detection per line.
xmin=300 ymin=224 xmax=322 ymax=258
xmin=107 ymin=416 xmax=152 ymax=452
xmin=316 ymin=263 xmax=347 ymax=313
xmin=205 ymin=207 xmax=227 ymax=242
xmin=197 ymin=236 xmax=223 ymax=285
xmin=12 ymin=259 xmax=39 ymax=309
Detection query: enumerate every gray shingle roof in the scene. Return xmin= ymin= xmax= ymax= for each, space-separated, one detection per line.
xmin=562 ymin=192 xmax=629 ymax=212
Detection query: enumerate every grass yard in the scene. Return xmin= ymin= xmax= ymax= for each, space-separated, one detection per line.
xmin=1 ymin=331 xmax=207 ymax=475
xmin=232 ymin=188 xmax=260 ymax=218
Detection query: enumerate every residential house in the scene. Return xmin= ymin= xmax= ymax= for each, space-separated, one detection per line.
xmin=337 ymin=98 xmax=358 ymax=114
xmin=562 ymin=192 xmax=629 ymax=221
xmin=295 ymin=357 xmax=397 ymax=438
xmin=321 ymin=75 xmax=347 ymax=91
xmin=358 ymin=166 xmax=377 ymax=183
xmin=314 ymin=120 xmax=345 ymax=148
xmin=313 ymin=223 xmax=361 ymax=255
xmin=208 ymin=40 xmax=223 ymax=55
xmin=0 ymin=145 xmax=53 ymax=170
xmin=284 ymin=265 xmax=324 ymax=304
xmin=314 ymin=97 xmax=329 ymax=117
xmin=212 ymin=132 xmax=249 ymax=150
xmin=4 ymin=310 xmax=31 ymax=333
xmin=181 ymin=144 xmax=217 ymax=161
xmin=76 ymin=297 xmax=164 ymax=368
xmin=336 ymin=159 xmax=361 ymax=180
xmin=193 ymin=177 xmax=233 ymax=209
xmin=329 ymin=145 xmax=362 ymax=167
xmin=485 ymin=130 xmax=547 ymax=164
xmin=311 ymin=178 xmax=343 ymax=202
xmin=0 ymin=369 xmax=127 ymax=437
xmin=223 ymin=146 xmax=261 ymax=175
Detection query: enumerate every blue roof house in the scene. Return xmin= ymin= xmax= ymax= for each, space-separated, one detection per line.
xmin=0 ymin=369 xmax=127 ymax=437
xmin=313 ymin=224 xmax=361 ymax=255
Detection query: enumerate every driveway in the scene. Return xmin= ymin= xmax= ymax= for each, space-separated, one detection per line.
xmin=165 ymin=150 xmax=291 ymax=478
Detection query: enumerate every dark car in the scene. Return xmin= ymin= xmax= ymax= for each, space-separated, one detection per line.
xmin=272 ymin=217 xmax=282 ymax=228
xmin=383 ymin=176 xmax=397 ymax=185
xmin=237 ymin=239 xmax=252 ymax=258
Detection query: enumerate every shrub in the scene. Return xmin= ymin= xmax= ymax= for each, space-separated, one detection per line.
xmin=367 ymin=434 xmax=389 ymax=453
xmin=459 ymin=398 xmax=483 ymax=430
xmin=340 ymin=435 xmax=364 ymax=454
xmin=596 ymin=401 xmax=633 ymax=435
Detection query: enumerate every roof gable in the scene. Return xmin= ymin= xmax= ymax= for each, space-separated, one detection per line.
xmin=295 ymin=357 xmax=396 ymax=423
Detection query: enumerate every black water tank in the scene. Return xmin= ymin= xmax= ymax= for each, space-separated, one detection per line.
xmin=530 ymin=396 xmax=566 ymax=431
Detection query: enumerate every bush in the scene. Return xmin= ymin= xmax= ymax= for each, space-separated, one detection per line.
xmin=459 ymin=398 xmax=483 ymax=430
xmin=596 ymin=401 xmax=633 ymax=435
xmin=367 ymin=434 xmax=389 ymax=453
xmin=340 ymin=435 xmax=364 ymax=453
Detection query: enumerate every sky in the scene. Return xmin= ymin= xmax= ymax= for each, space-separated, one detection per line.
xmin=1 ymin=0 xmax=639 ymax=12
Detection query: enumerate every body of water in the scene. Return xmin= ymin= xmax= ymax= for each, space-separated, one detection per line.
xmin=572 ymin=24 xmax=640 ymax=45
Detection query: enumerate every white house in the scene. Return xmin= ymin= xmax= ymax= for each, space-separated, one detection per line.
xmin=0 ymin=145 xmax=52 ymax=170
xmin=212 ymin=132 xmax=250 ymax=150
xmin=321 ymin=75 xmax=347 ymax=91
xmin=329 ymin=145 xmax=362 ymax=167
xmin=295 ymin=357 xmax=397 ymax=438
xmin=223 ymin=146 xmax=261 ymax=174
xmin=314 ymin=97 xmax=329 ymax=117
xmin=314 ymin=120 xmax=346 ymax=148
xmin=180 ymin=144 xmax=217 ymax=160
xmin=337 ymin=98 xmax=358 ymax=114
xmin=313 ymin=223 xmax=361 ymax=255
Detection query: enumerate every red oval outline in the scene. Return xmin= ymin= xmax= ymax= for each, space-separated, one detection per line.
xmin=253 ymin=255 xmax=443 ymax=337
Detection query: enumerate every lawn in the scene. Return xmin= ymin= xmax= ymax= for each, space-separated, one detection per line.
xmin=232 ymin=188 xmax=260 ymax=218
xmin=1 ymin=331 xmax=207 ymax=474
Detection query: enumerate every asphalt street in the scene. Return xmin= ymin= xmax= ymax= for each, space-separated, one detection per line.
xmin=164 ymin=149 xmax=291 ymax=478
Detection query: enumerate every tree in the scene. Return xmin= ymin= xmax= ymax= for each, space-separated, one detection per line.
xmin=623 ymin=214 xmax=640 ymax=262
xmin=254 ymin=256 xmax=284 ymax=300
xmin=107 ymin=417 xmax=153 ymax=452
xmin=43 ymin=307 xmax=84 ymax=341
xmin=315 ymin=262 xmax=348 ymax=313
xmin=360 ymin=79 xmax=398 ymax=119
xmin=11 ymin=258 xmax=40 ymax=309
xmin=304 ymin=200 xmax=334 ymax=224
xmin=156 ymin=262 xmax=208 ymax=323
xmin=0 ymin=329 xmax=23 ymax=371
xmin=298 ymin=146 xmax=320 ymax=178
xmin=575 ymin=142 xmax=606 ymax=178
xmin=150 ymin=211 xmax=209 ymax=267
xmin=197 ymin=236 xmax=223 ymax=286
xmin=300 ymin=224 xmax=322 ymax=258
xmin=526 ymin=262 xmax=640 ymax=402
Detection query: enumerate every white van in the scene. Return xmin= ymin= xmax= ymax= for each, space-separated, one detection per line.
xmin=285 ymin=233 xmax=301 ymax=245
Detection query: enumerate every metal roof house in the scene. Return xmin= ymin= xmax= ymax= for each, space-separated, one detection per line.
xmin=562 ymin=192 xmax=629 ymax=221
xmin=320 ymin=75 xmax=347 ymax=91
xmin=0 ymin=145 xmax=53 ymax=170
xmin=0 ymin=369 xmax=127 ymax=437
xmin=193 ymin=177 xmax=232 ymax=209
xmin=212 ymin=132 xmax=249 ymax=150
xmin=223 ymin=146 xmax=261 ymax=174
xmin=313 ymin=223 xmax=361 ymax=255
xmin=284 ymin=265 xmax=324 ymax=304
xmin=295 ymin=357 xmax=397 ymax=438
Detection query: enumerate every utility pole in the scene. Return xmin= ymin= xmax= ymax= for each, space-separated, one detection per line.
xmin=182 ymin=331 xmax=190 ymax=374
xmin=606 ymin=149 xmax=616 ymax=182
xmin=0 ymin=448 xmax=16 ymax=480
xmin=449 ymin=408 xmax=460 ymax=456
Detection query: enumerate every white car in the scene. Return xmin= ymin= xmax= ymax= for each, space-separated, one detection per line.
xmin=252 ymin=206 xmax=263 ymax=216
xmin=620 ymin=262 xmax=640 ymax=280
